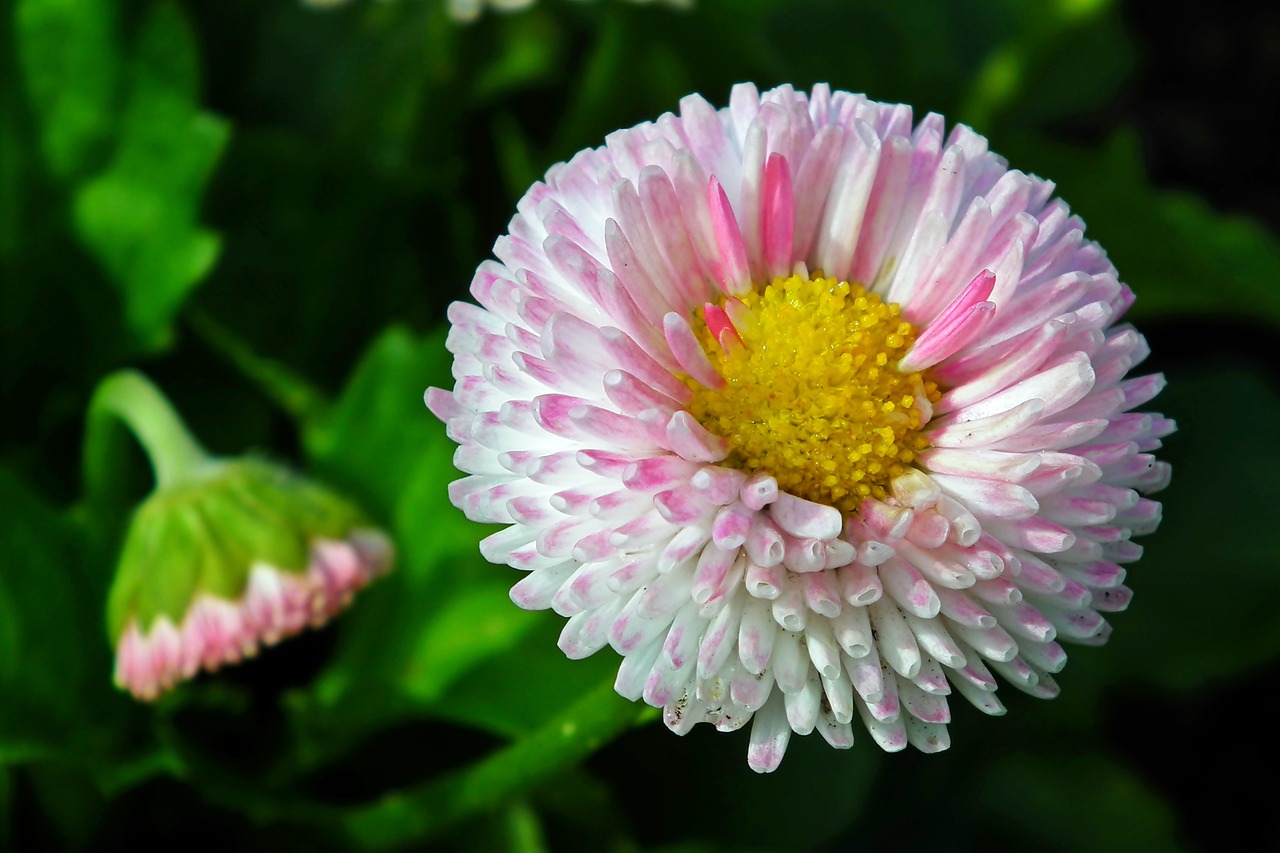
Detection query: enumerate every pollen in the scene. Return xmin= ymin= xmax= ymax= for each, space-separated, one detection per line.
xmin=686 ymin=274 xmax=940 ymax=513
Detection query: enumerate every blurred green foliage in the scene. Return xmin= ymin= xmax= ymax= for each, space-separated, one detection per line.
xmin=1 ymin=0 xmax=1277 ymax=849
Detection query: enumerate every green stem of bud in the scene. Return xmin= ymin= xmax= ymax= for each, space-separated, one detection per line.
xmin=84 ymin=371 xmax=214 ymax=511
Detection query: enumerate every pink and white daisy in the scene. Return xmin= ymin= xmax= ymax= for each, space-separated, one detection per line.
xmin=427 ymin=83 xmax=1172 ymax=771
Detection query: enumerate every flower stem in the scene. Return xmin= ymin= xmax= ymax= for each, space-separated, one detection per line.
xmin=341 ymin=676 xmax=652 ymax=848
xmin=185 ymin=308 xmax=329 ymax=424
xmin=84 ymin=370 xmax=212 ymax=511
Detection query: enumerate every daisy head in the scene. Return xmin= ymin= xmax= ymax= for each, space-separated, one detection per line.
xmin=428 ymin=83 xmax=1172 ymax=771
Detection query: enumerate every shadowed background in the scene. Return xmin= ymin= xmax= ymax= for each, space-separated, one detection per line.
xmin=1 ymin=0 xmax=1276 ymax=849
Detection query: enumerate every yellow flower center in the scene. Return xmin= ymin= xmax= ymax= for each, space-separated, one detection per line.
xmin=687 ymin=274 xmax=940 ymax=513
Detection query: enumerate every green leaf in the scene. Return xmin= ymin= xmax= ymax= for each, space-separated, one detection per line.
xmin=304 ymin=324 xmax=453 ymax=519
xmin=72 ymin=2 xmax=230 ymax=350
xmin=15 ymin=0 xmax=120 ymax=179
xmin=398 ymin=582 xmax=540 ymax=706
xmin=298 ymin=325 xmax=541 ymax=748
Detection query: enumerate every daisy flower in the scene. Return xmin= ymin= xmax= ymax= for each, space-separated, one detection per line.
xmin=427 ymin=83 xmax=1172 ymax=771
